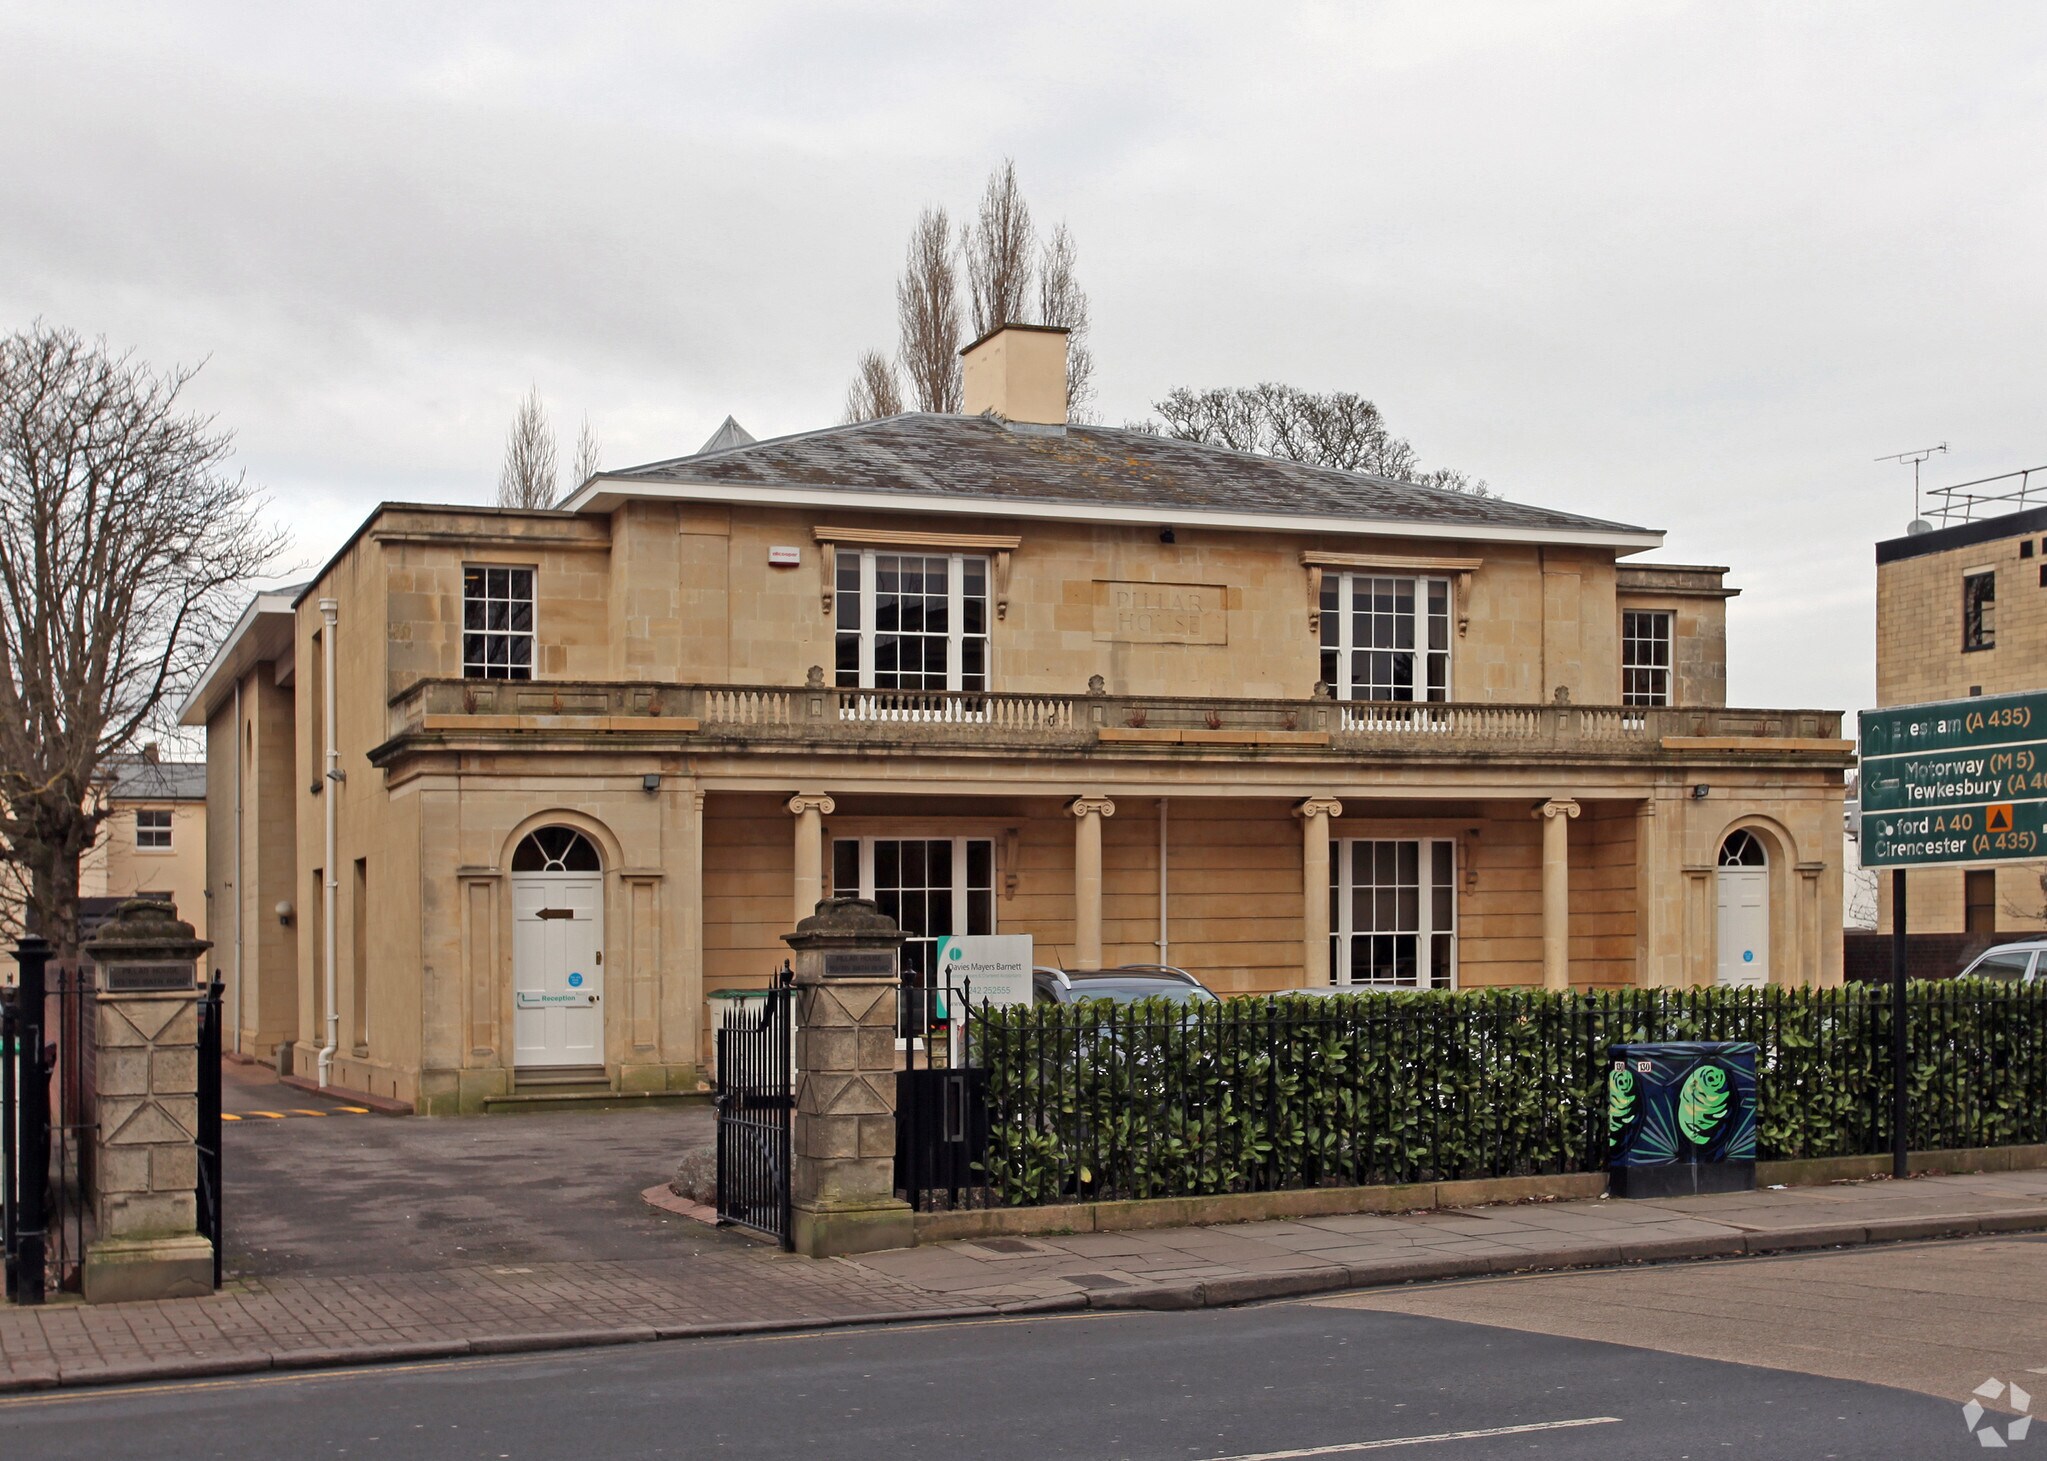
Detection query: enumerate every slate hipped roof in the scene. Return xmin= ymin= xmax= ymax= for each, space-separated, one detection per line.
xmin=106 ymin=757 xmax=206 ymax=802
xmin=607 ymin=413 xmax=1653 ymax=540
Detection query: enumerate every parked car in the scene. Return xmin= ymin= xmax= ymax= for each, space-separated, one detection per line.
xmin=1031 ymin=964 xmax=1220 ymax=1006
xmin=1957 ymin=941 xmax=2047 ymax=983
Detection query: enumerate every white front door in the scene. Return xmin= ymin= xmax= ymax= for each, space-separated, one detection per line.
xmin=1716 ymin=869 xmax=1769 ymax=987
xmin=512 ymin=873 xmax=604 ymax=1068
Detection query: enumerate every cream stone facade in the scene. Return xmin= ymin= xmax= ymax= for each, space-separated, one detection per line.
xmin=186 ymin=329 xmax=1848 ymax=1114
xmin=1874 ymin=509 xmax=2047 ymax=938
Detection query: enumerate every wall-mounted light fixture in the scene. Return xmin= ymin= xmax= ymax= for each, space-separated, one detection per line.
xmin=1691 ymin=784 xmax=1712 ymax=800
xmin=642 ymin=772 xmax=662 ymax=794
xmin=275 ymin=900 xmax=294 ymax=926
xmin=1158 ymin=526 xmax=1176 ymax=544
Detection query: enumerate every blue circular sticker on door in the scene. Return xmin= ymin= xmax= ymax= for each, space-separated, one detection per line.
xmin=1742 ymin=950 xmax=1754 ymax=963
xmin=568 ymin=971 xmax=584 ymax=988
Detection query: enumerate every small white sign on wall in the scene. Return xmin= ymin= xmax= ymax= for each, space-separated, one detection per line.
xmin=768 ymin=545 xmax=802 ymax=567
xmin=936 ymin=934 xmax=1034 ymax=1009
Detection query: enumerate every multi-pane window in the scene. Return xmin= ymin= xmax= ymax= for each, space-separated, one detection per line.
xmin=1319 ymin=574 xmax=1450 ymax=702
xmin=1621 ymin=610 xmax=1673 ymax=707
xmin=835 ymin=552 xmax=989 ymax=693
xmin=463 ymin=566 xmax=535 ymax=679
xmin=831 ymin=835 xmax=995 ymax=1034
xmin=1963 ymin=571 xmax=1996 ymax=652
xmin=135 ymin=809 xmax=172 ymax=850
xmin=1328 ymin=839 xmax=1456 ymax=988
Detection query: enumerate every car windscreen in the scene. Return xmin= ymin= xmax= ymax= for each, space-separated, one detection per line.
xmin=1968 ymin=950 xmax=2034 ymax=981
xmin=1067 ymin=979 xmax=1218 ymax=1005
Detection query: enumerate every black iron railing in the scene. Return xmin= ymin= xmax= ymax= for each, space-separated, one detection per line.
xmin=898 ymin=983 xmax=2047 ymax=1211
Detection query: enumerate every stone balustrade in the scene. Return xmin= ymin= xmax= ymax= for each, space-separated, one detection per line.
xmin=379 ymin=677 xmax=1845 ymax=764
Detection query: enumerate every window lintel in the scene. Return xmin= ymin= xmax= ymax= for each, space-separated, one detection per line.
xmin=1300 ymin=552 xmax=1480 ymax=637
xmin=815 ymin=528 xmax=1019 ymax=620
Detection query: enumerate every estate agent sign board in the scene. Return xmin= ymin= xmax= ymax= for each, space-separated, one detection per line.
xmin=1859 ymin=689 xmax=2047 ymax=866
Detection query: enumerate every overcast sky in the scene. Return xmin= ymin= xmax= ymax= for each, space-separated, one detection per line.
xmin=4 ymin=2 xmax=2042 ymax=712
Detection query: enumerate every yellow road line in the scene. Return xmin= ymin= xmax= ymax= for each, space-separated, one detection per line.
xmin=287 ymin=1109 xmax=328 ymax=1117
xmin=221 ymin=1113 xmax=242 ymax=1121
xmin=334 ymin=1106 xmax=370 ymax=1114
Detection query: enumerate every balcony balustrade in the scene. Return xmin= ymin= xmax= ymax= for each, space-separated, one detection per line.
xmin=378 ymin=678 xmax=1845 ymax=764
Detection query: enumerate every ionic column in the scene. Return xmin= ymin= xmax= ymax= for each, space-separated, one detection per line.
xmin=1294 ymin=797 xmax=1343 ymax=986
xmin=788 ymin=792 xmax=836 ymax=926
xmin=1069 ymin=795 xmax=1116 ymax=971
xmin=1536 ymin=798 xmax=1581 ymax=991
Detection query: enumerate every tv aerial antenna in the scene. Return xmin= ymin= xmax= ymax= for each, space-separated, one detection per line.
xmin=1876 ymin=443 xmax=1948 ymax=533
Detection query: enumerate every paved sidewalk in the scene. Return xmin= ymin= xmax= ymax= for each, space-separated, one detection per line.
xmin=5 ymin=1168 xmax=2047 ymax=1393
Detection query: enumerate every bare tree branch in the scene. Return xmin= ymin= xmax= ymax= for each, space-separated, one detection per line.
xmin=0 ymin=322 xmax=285 ymax=957
xmin=963 ymin=159 xmax=1035 ymax=340
xmin=1137 ymin=383 xmax=1488 ymax=495
xmin=842 ymin=350 xmax=905 ymax=424
xmin=896 ymin=208 xmax=963 ymax=413
xmin=570 ymin=414 xmax=601 ymax=488
xmin=1037 ymin=222 xmax=1095 ymax=423
xmin=497 ymin=384 xmax=557 ymax=508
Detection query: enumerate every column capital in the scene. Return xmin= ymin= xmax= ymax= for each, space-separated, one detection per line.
xmin=788 ymin=792 xmax=836 ymax=817
xmin=1293 ymin=796 xmax=1344 ymax=821
xmin=1067 ymin=795 xmax=1116 ymax=819
xmin=1534 ymin=797 xmax=1581 ymax=821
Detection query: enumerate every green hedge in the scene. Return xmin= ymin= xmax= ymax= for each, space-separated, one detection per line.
xmin=965 ymin=982 xmax=2047 ymax=1206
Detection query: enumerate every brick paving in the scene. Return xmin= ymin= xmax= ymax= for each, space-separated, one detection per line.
xmin=7 ymin=1167 xmax=2047 ymax=1391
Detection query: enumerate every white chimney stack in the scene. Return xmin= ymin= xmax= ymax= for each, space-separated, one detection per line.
xmin=960 ymin=324 xmax=1069 ymax=428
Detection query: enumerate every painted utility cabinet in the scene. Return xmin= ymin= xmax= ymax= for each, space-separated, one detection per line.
xmin=1607 ymin=1041 xmax=1758 ymax=1198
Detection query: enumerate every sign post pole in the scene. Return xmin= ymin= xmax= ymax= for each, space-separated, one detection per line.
xmin=1890 ymin=869 xmax=1908 ymax=1181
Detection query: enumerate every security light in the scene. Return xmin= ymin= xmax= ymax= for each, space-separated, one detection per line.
xmin=642 ymin=772 xmax=662 ymax=794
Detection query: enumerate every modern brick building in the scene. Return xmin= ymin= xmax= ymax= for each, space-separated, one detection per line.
xmin=1874 ymin=504 xmax=2047 ymax=943
xmin=181 ymin=326 xmax=1849 ymax=1113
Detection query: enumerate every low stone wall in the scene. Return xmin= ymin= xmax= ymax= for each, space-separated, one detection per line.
xmin=910 ymin=1144 xmax=2047 ymax=1246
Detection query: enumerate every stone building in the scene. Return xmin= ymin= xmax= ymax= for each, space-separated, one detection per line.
xmin=1874 ymin=505 xmax=2047 ymax=942
xmin=182 ymin=326 xmax=1848 ymax=1113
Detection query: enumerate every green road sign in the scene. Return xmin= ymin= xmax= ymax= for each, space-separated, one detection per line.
xmin=1858 ymin=691 xmax=2047 ymax=759
xmin=1859 ymin=690 xmax=2047 ymax=867
xmin=1859 ymin=741 xmax=2047 ymax=813
xmin=1861 ymin=800 xmax=2044 ymax=867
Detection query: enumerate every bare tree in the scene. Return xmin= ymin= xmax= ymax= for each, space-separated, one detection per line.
xmin=1138 ymin=384 xmax=1487 ymax=495
xmin=896 ymin=208 xmax=963 ymax=413
xmin=498 ymin=384 xmax=557 ymax=508
xmin=570 ymin=414 xmax=601 ymax=488
xmin=963 ymin=159 xmax=1035 ymax=339
xmin=1037 ymin=222 xmax=1095 ymax=422
xmin=0 ymin=323 xmax=284 ymax=958
xmin=842 ymin=350 xmax=905 ymax=424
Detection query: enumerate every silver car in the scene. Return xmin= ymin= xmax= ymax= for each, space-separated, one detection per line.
xmin=1957 ymin=941 xmax=2047 ymax=983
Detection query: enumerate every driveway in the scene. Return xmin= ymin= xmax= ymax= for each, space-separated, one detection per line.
xmin=220 ymin=1062 xmax=718 ymax=1279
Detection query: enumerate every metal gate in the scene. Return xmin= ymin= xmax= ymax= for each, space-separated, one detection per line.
xmin=196 ymin=974 xmax=225 ymax=1288
xmin=895 ymin=975 xmax=992 ymax=1211
xmin=714 ymin=982 xmax=793 ymax=1249
xmin=2 ymin=938 xmax=94 ymax=1303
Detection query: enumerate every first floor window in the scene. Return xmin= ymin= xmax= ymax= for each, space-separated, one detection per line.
xmin=1320 ymin=573 xmax=1450 ymax=703
xmin=836 ymin=551 xmax=989 ymax=694
xmin=135 ymin=809 xmax=172 ymax=850
xmin=463 ymin=565 xmax=535 ymax=679
xmin=1330 ymin=838 xmax=1456 ymax=989
xmin=1621 ymin=610 xmax=1673 ymax=707
xmin=831 ymin=835 xmax=994 ymax=1034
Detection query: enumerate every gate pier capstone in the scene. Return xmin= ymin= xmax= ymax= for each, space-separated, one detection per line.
xmin=80 ymin=899 xmax=214 ymax=1303
xmin=783 ymin=898 xmax=913 ymax=1258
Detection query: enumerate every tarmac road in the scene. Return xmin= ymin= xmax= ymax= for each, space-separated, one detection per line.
xmin=0 ymin=1298 xmax=1990 ymax=1460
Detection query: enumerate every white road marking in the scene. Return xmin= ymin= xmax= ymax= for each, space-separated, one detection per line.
xmin=1202 ymin=1416 xmax=1622 ymax=1458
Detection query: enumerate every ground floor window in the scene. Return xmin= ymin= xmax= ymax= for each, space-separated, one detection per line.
xmin=1330 ymin=838 xmax=1457 ymax=988
xmin=831 ymin=835 xmax=995 ymax=1033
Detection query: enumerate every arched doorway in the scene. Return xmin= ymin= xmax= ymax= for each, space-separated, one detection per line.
xmin=511 ymin=826 xmax=605 ymax=1071
xmin=1716 ymin=829 xmax=1769 ymax=987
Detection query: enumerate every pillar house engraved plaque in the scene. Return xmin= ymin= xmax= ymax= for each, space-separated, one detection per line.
xmin=1093 ymin=581 xmax=1229 ymax=645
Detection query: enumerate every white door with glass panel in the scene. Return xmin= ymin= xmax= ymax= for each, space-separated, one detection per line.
xmin=832 ymin=836 xmax=994 ymax=1034
xmin=1715 ymin=829 xmax=1768 ymax=988
xmin=511 ymin=827 xmax=605 ymax=1069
